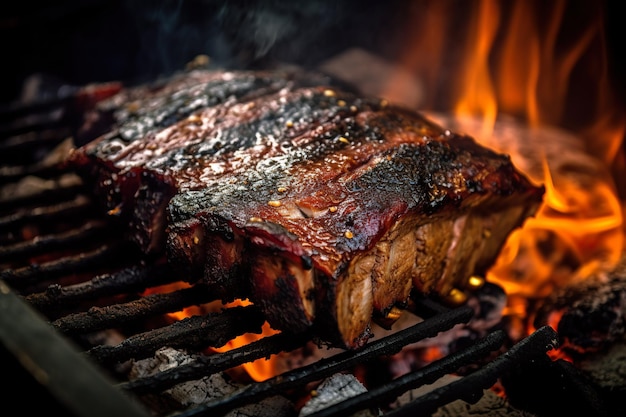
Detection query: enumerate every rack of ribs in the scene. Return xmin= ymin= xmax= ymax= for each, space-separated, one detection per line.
xmin=67 ymin=68 xmax=545 ymax=349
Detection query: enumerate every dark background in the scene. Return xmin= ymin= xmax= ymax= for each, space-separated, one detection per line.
xmin=1 ymin=0 xmax=624 ymax=108
xmin=1 ymin=0 xmax=404 ymax=102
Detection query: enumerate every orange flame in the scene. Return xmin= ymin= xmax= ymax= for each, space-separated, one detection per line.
xmin=453 ymin=0 xmax=500 ymax=137
xmin=456 ymin=1 xmax=625 ymax=307
xmin=389 ymin=0 xmax=625 ymax=332
xmin=210 ymin=299 xmax=280 ymax=382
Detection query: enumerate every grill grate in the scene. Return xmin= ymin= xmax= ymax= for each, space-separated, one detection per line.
xmin=0 ymin=89 xmax=562 ymax=417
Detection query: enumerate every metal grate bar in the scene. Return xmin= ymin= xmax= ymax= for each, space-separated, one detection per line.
xmin=0 ymin=95 xmax=73 ymax=123
xmin=0 ymin=279 xmax=152 ymax=417
xmin=25 ymin=262 xmax=176 ymax=313
xmin=53 ymin=284 xmax=222 ymax=336
xmin=1 ymin=242 xmax=138 ymax=290
xmin=305 ymin=330 xmax=508 ymax=417
xmin=120 ymin=330 xmax=314 ymax=395
xmin=0 ymin=194 xmax=94 ymax=230
xmin=0 ymin=182 xmax=86 ymax=212
xmin=0 ymin=220 xmax=109 ymax=261
xmin=0 ymin=159 xmax=72 ymax=183
xmin=0 ymin=116 xmax=69 ymax=140
xmin=86 ymin=305 xmax=268 ymax=365
xmin=173 ymin=305 xmax=475 ymax=417
xmin=385 ymin=325 xmax=559 ymax=417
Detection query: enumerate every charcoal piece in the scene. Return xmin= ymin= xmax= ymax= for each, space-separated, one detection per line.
xmin=533 ymin=255 xmax=626 ymax=352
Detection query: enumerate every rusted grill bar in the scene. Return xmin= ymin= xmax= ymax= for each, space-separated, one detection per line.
xmin=0 ymin=104 xmax=71 ymax=139
xmin=0 ymin=111 xmax=75 ymax=182
xmin=0 ymin=194 xmax=94 ymax=230
xmin=0 ymin=279 xmax=152 ymax=417
xmin=0 ymin=181 xmax=85 ymax=212
xmin=0 ymin=125 xmax=72 ymax=168
xmin=305 ymin=329 xmax=508 ymax=417
xmin=0 ymin=93 xmax=75 ymax=123
xmin=0 ymin=153 xmax=73 ymax=182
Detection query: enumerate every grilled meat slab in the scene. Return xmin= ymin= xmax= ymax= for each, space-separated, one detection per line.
xmin=68 ymin=68 xmax=544 ymax=349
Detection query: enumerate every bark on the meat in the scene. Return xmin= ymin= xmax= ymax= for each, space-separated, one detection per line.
xmin=67 ymin=68 xmax=544 ymax=349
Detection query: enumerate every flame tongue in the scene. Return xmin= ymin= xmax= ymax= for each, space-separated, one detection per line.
xmin=387 ymin=0 xmax=626 ymax=337
xmin=449 ymin=0 xmax=626 ymax=310
xmin=482 ymin=121 xmax=624 ymax=299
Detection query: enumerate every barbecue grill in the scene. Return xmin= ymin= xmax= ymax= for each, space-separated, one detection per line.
xmin=0 ymin=85 xmax=613 ymax=417
xmin=2 ymin=1 xmax=625 ymax=416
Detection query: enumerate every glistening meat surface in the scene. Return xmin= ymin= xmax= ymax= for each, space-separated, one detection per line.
xmin=68 ymin=68 xmax=545 ymax=349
